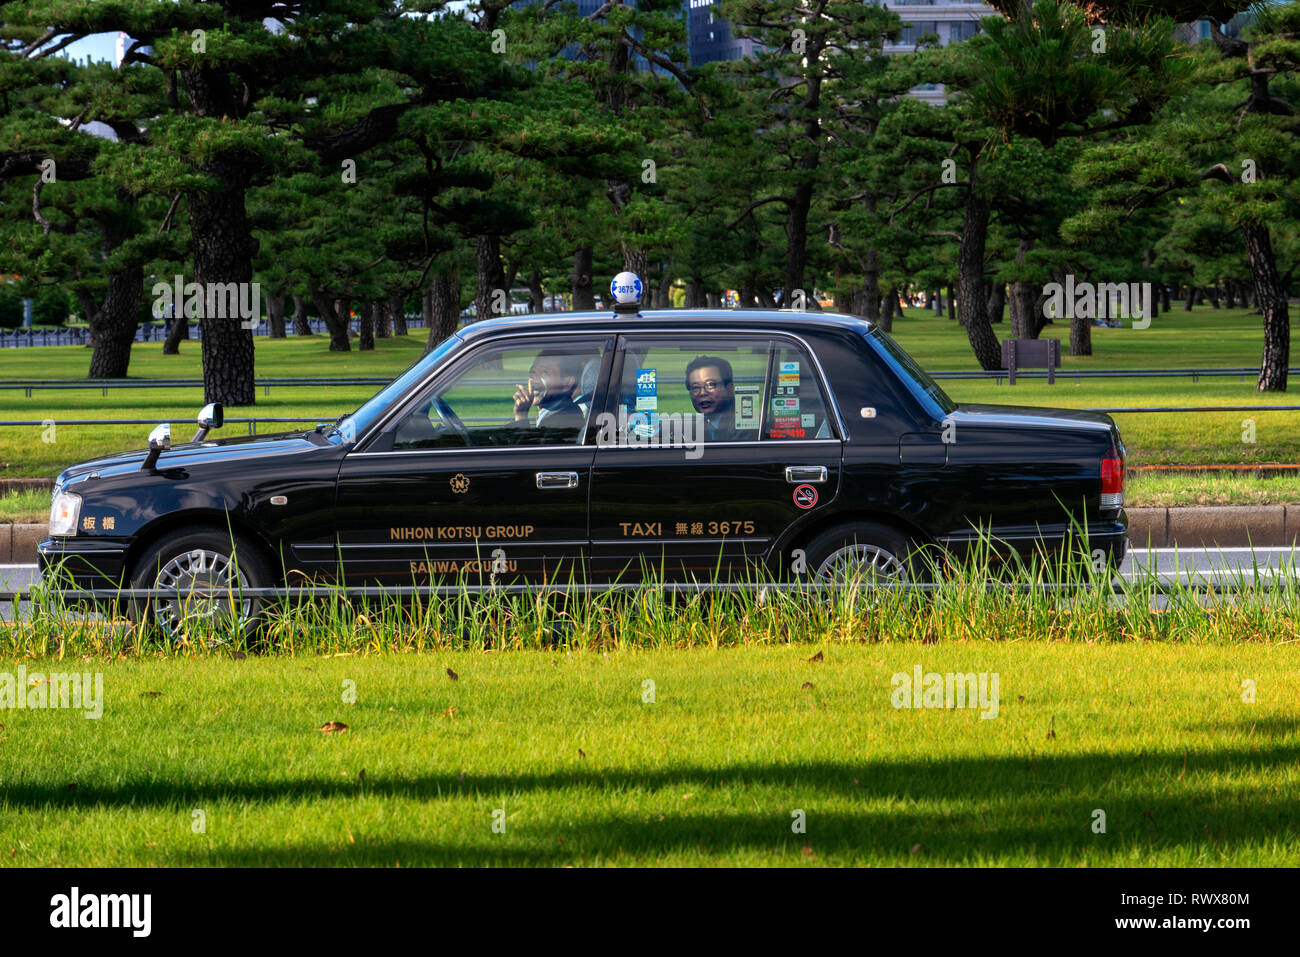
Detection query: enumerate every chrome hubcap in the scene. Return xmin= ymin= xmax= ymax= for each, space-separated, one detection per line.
xmin=815 ymin=544 xmax=907 ymax=584
xmin=152 ymin=548 xmax=251 ymax=638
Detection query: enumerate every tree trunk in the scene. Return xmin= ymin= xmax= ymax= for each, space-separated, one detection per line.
xmin=685 ymin=280 xmax=705 ymax=308
xmin=655 ymin=268 xmax=675 ymax=309
xmin=292 ymin=294 xmax=311 ymax=336
xmin=861 ymin=249 xmax=880 ymax=322
xmin=359 ymin=300 xmax=376 ymax=350
xmin=1010 ymin=281 xmax=1048 ymax=338
xmin=186 ymin=151 xmax=257 ymax=406
xmin=1223 ymin=282 xmax=1235 ymax=309
xmin=86 ymin=266 xmax=143 ymax=378
xmin=266 ymin=288 xmax=287 ymax=339
xmin=375 ymin=297 xmax=392 ymax=338
xmin=307 ymin=285 xmax=351 ymax=351
xmin=390 ymin=294 xmax=406 ymax=336
xmin=623 ymin=245 xmax=649 ymax=290
xmin=1069 ymin=310 xmax=1092 ymax=357
xmin=1244 ymin=222 xmax=1290 ymax=391
xmin=426 ymin=272 xmax=461 ymax=353
xmin=756 ymin=288 xmax=778 ymax=309
xmin=987 ymin=281 xmax=1005 ymax=324
xmin=422 ymin=283 xmax=434 ymax=330
xmin=1031 ymin=284 xmax=1050 ymax=336
xmin=571 ymin=247 xmax=595 ymax=310
xmin=956 ymin=187 xmax=1001 ymax=370
xmin=946 ymin=283 xmax=956 ymax=321
xmin=163 ymin=301 xmax=189 ymax=355
xmin=739 ymin=277 xmax=756 ymax=310
xmin=1183 ymin=282 xmax=1196 ymax=311
xmin=475 ymin=234 xmax=505 ymax=321
xmin=1160 ymin=284 xmax=1170 ymax=313
xmin=879 ymin=286 xmax=897 ymax=332
xmin=527 ymin=270 xmax=545 ymax=312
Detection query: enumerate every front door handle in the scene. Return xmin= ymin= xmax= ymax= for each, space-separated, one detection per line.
xmin=785 ymin=466 xmax=827 ymax=484
xmin=536 ymin=471 xmax=580 ymax=489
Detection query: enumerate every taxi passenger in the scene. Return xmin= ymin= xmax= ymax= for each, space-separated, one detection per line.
xmin=686 ymin=355 xmax=749 ymax=442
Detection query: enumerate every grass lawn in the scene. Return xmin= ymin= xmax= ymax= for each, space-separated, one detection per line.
xmin=0 ymin=305 xmax=1296 ymax=479
xmin=0 ymin=643 xmax=1294 ymax=866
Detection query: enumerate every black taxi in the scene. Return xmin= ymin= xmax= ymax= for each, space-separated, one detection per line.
xmin=39 ymin=301 xmax=1128 ymax=630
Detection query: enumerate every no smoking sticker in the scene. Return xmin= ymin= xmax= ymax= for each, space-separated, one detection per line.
xmin=793 ymin=484 xmax=818 ymax=509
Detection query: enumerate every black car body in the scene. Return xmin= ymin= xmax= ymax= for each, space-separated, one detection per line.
xmin=39 ymin=310 xmax=1127 ymax=599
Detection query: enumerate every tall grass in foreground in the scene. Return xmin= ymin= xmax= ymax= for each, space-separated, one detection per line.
xmin=11 ymin=525 xmax=1300 ymax=659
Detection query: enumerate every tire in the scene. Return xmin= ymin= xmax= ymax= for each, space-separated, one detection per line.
xmin=128 ymin=527 xmax=273 ymax=646
xmin=799 ymin=521 xmax=933 ymax=585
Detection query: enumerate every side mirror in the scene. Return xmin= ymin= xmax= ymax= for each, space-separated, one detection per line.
xmin=142 ymin=423 xmax=171 ymax=471
xmin=193 ymin=402 xmax=224 ymax=442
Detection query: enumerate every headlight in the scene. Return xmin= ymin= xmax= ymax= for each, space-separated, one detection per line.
xmin=49 ymin=490 xmax=82 ymax=537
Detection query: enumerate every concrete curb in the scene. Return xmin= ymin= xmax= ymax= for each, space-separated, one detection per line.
xmin=3 ymin=506 xmax=1299 ymax=564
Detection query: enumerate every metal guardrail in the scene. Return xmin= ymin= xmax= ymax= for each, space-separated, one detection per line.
xmin=0 ymin=378 xmax=391 ymax=397
xmin=930 ymin=367 xmax=1300 ymax=385
xmin=0 ymin=416 xmax=324 ymax=435
xmin=0 ymin=317 xmax=427 ymax=349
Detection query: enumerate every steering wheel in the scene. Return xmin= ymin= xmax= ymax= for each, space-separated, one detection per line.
xmin=430 ymin=395 xmax=470 ymax=442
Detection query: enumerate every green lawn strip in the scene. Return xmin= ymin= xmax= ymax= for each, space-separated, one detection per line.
xmin=0 ymin=643 xmax=1294 ymax=866
xmin=1126 ymin=471 xmax=1300 ymax=507
xmin=0 ymin=489 xmax=48 ymax=523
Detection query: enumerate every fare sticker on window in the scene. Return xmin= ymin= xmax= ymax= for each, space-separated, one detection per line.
xmin=734 ymin=384 xmax=761 ymax=429
xmin=778 ymin=360 xmax=800 ymax=388
xmin=635 ymin=367 xmax=658 ymax=411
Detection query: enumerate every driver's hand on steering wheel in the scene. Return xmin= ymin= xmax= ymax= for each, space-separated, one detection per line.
xmin=513 ymin=381 xmax=537 ymax=421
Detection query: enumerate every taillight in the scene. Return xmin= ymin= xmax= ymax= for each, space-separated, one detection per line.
xmin=1100 ymin=444 xmax=1124 ymax=509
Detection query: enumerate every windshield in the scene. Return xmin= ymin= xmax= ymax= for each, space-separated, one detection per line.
xmin=340 ymin=334 xmax=464 ymax=440
xmin=864 ymin=328 xmax=957 ymax=418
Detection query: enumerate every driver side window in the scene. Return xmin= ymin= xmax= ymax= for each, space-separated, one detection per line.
xmin=390 ymin=340 xmax=606 ymax=450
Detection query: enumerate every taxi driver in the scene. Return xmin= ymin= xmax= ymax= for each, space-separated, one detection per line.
xmin=513 ymin=349 xmax=585 ymax=432
xmin=686 ymin=355 xmax=740 ymax=442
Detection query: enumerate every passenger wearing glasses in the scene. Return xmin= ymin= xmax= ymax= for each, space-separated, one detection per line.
xmin=685 ymin=355 xmax=751 ymax=442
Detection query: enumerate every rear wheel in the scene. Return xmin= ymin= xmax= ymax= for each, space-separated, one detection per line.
xmin=128 ymin=527 xmax=273 ymax=646
xmin=800 ymin=521 xmax=933 ymax=585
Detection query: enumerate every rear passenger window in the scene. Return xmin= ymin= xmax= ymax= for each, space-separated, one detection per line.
xmin=611 ymin=338 xmax=770 ymax=443
xmin=765 ymin=344 xmax=834 ymax=440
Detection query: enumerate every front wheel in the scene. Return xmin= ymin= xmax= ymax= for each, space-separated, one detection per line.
xmin=128 ymin=528 xmax=273 ymax=645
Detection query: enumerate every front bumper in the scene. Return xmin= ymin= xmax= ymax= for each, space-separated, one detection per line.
xmin=37 ymin=536 xmax=130 ymax=592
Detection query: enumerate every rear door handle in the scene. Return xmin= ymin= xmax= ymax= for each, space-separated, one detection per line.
xmin=785 ymin=466 xmax=828 ymax=484
xmin=536 ymin=471 xmax=580 ymax=489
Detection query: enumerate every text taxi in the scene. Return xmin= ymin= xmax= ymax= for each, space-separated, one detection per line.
xmin=40 ymin=273 xmax=1127 ymax=631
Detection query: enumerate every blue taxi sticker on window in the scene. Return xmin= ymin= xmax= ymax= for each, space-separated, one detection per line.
xmin=635 ymin=368 xmax=658 ymax=411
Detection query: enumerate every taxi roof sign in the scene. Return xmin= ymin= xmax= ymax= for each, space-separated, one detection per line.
xmin=610 ymin=271 xmax=642 ymax=313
